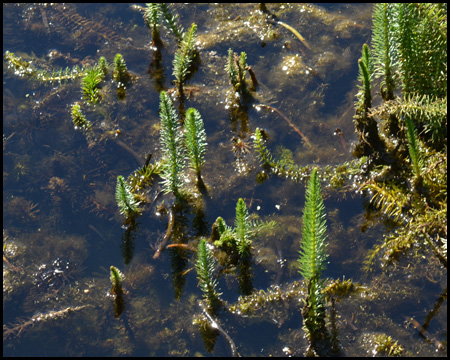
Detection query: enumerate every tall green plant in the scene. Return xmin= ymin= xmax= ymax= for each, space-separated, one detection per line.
xmin=372 ymin=3 xmax=398 ymax=101
xmin=196 ymin=238 xmax=221 ymax=309
xmin=173 ymin=23 xmax=197 ymax=93
xmin=115 ymin=175 xmax=141 ymax=219
xmin=298 ymin=168 xmax=328 ymax=342
xmin=184 ymin=107 xmax=207 ymax=185
xmin=159 ymin=91 xmax=185 ymax=196
xmin=235 ymin=198 xmax=252 ymax=257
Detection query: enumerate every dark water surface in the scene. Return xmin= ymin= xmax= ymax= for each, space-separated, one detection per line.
xmin=3 ymin=3 xmax=446 ymax=356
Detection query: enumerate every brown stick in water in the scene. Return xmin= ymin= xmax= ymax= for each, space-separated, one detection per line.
xmin=255 ymin=104 xmax=313 ymax=149
xmin=153 ymin=206 xmax=174 ymax=259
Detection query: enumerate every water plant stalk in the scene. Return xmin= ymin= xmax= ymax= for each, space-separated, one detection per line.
xmin=196 ymin=238 xmax=221 ymax=309
xmin=184 ymin=107 xmax=207 ymax=186
xmin=298 ymin=168 xmax=328 ymax=343
xmin=159 ymin=91 xmax=185 ymax=196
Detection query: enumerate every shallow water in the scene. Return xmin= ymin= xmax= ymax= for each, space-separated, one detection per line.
xmin=3 ymin=3 xmax=446 ymax=356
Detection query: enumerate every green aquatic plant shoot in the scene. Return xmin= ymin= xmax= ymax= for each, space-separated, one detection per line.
xmin=196 ymin=238 xmax=222 ymax=309
xmin=225 ymin=49 xmax=254 ymax=94
xmin=71 ymin=102 xmax=92 ymax=132
xmin=372 ymin=3 xmax=397 ymax=101
xmin=159 ymin=91 xmax=185 ymax=196
xmin=298 ymin=168 xmax=328 ymax=343
xmin=110 ymin=265 xmax=125 ymax=295
xmin=235 ymin=198 xmax=252 ymax=257
xmin=173 ymin=23 xmax=197 ymax=94
xmin=144 ymin=3 xmax=162 ymax=42
xmin=184 ymin=107 xmax=207 ymax=185
xmin=160 ymin=3 xmax=184 ymax=42
xmin=115 ymin=175 xmax=141 ymax=219
xmin=81 ymin=66 xmax=104 ymax=104
xmin=112 ymin=53 xmax=130 ymax=85
xmin=4 ymin=50 xmax=86 ymax=83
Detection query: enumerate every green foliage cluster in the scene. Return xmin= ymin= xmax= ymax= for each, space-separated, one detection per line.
xmin=354 ymin=3 xmax=447 ymax=270
xmin=70 ymin=102 xmax=91 ymax=131
xmin=298 ymin=168 xmax=328 ymax=340
xmin=112 ymin=53 xmax=130 ymax=85
xmin=196 ymin=238 xmax=222 ymax=309
xmin=159 ymin=91 xmax=207 ymax=195
xmin=159 ymin=91 xmax=186 ymax=196
xmin=144 ymin=3 xmax=183 ymax=43
xmin=115 ymin=175 xmax=142 ymax=219
xmin=81 ymin=66 xmax=105 ymax=104
xmin=212 ymin=198 xmax=264 ymax=258
xmin=234 ymin=198 xmax=253 ymax=257
xmin=225 ymin=49 xmax=256 ymax=94
xmin=184 ymin=108 xmax=207 ymax=183
xmin=373 ymin=334 xmax=404 ymax=356
xmin=253 ymin=128 xmax=367 ymax=188
xmin=173 ymin=23 xmax=198 ymax=93
xmin=4 ymin=50 xmax=86 ymax=83
xmin=110 ymin=265 xmax=125 ymax=295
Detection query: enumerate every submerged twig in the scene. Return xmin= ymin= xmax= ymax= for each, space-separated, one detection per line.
xmin=254 ymin=104 xmax=313 ymax=149
xmin=153 ymin=206 xmax=175 ymax=259
xmin=198 ymin=300 xmax=239 ymax=357
xmin=267 ymin=19 xmax=311 ymax=51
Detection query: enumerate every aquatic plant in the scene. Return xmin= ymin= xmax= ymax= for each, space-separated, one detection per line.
xmin=211 ymin=217 xmax=236 ymax=251
xmin=196 ymin=238 xmax=221 ymax=309
xmin=110 ymin=265 xmax=125 ymax=295
xmin=144 ymin=3 xmax=162 ymax=44
xmin=144 ymin=3 xmax=183 ymax=43
xmin=81 ymin=66 xmax=104 ymax=104
xmin=173 ymin=23 xmax=197 ymax=94
xmin=3 ymin=306 xmax=90 ymax=340
xmin=404 ymin=115 xmax=423 ymax=184
xmin=71 ymin=102 xmax=92 ymax=132
xmin=112 ymin=53 xmax=130 ymax=86
xmin=184 ymin=108 xmax=207 ymax=186
xmin=160 ymin=3 xmax=184 ymax=42
xmin=235 ymin=198 xmax=252 ymax=257
xmin=353 ymin=43 xmax=383 ymax=157
xmin=225 ymin=49 xmax=257 ymax=94
xmin=115 ymin=175 xmax=141 ymax=219
xmin=110 ymin=265 xmax=126 ymax=318
xmin=355 ymin=3 xmax=447 ymax=269
xmin=372 ymin=334 xmax=404 ymax=356
xmin=159 ymin=91 xmax=185 ymax=196
xmin=372 ymin=3 xmax=397 ymax=102
xmin=4 ymin=50 xmax=85 ymax=83
xmin=298 ymin=168 xmax=328 ymax=343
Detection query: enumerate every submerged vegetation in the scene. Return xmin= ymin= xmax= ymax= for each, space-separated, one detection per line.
xmin=3 ymin=3 xmax=446 ymax=357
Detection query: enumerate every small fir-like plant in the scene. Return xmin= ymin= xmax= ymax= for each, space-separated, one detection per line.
xmin=115 ymin=175 xmax=141 ymax=219
xmin=112 ymin=53 xmax=130 ymax=85
xmin=159 ymin=91 xmax=185 ymax=196
xmin=196 ymin=238 xmax=221 ymax=309
xmin=184 ymin=107 xmax=207 ymax=184
xmin=173 ymin=23 xmax=197 ymax=93
xmin=235 ymin=198 xmax=252 ymax=256
xmin=298 ymin=168 xmax=328 ymax=343
xmin=144 ymin=3 xmax=162 ymax=39
xmin=71 ymin=103 xmax=92 ymax=131
xmin=225 ymin=49 xmax=252 ymax=94
xmin=372 ymin=3 xmax=397 ymax=101
xmin=81 ymin=66 xmax=104 ymax=104
xmin=110 ymin=265 xmax=125 ymax=295
xmin=160 ymin=3 xmax=184 ymax=42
